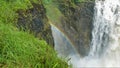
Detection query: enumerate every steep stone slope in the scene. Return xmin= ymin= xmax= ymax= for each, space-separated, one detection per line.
xmin=46 ymin=1 xmax=95 ymax=56
xmin=17 ymin=3 xmax=54 ymax=47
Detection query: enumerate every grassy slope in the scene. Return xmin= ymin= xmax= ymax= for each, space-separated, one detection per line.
xmin=0 ymin=0 xmax=68 ymax=68
xmin=0 ymin=23 xmax=68 ymax=68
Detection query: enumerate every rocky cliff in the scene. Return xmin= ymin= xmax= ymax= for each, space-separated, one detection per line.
xmin=17 ymin=2 xmax=54 ymax=47
xmin=45 ymin=0 xmax=95 ymax=56
xmin=59 ymin=2 xmax=94 ymax=56
xmin=16 ymin=0 xmax=95 ymax=56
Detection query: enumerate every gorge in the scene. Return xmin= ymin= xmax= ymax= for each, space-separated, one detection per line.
xmin=1 ymin=0 xmax=120 ymax=67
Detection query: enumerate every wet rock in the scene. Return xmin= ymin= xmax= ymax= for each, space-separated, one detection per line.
xmin=53 ymin=2 xmax=95 ymax=56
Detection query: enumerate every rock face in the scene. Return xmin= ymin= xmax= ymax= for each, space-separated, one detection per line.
xmin=17 ymin=3 xmax=54 ymax=47
xmin=16 ymin=0 xmax=95 ymax=56
xmin=51 ymin=2 xmax=95 ymax=56
xmin=61 ymin=2 xmax=94 ymax=56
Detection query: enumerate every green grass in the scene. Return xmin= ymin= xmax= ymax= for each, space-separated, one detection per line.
xmin=42 ymin=0 xmax=64 ymax=24
xmin=0 ymin=0 xmax=68 ymax=68
xmin=0 ymin=0 xmax=94 ymax=67
xmin=0 ymin=23 xmax=68 ymax=68
xmin=0 ymin=0 xmax=32 ymax=24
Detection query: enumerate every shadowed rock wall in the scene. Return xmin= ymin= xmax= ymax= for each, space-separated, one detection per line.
xmin=48 ymin=1 xmax=95 ymax=56
xmin=17 ymin=3 xmax=54 ymax=47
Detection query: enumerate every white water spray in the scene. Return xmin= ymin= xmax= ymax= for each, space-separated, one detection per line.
xmin=76 ymin=0 xmax=120 ymax=67
xmin=51 ymin=24 xmax=80 ymax=65
xmin=51 ymin=0 xmax=120 ymax=67
xmin=90 ymin=0 xmax=120 ymax=57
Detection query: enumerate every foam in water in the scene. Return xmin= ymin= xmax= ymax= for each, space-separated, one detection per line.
xmin=51 ymin=0 xmax=120 ymax=67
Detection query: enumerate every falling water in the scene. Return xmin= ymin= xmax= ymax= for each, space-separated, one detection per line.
xmin=77 ymin=0 xmax=120 ymax=67
xmin=51 ymin=0 xmax=120 ymax=67
xmin=90 ymin=0 xmax=120 ymax=57
xmin=51 ymin=24 xmax=80 ymax=65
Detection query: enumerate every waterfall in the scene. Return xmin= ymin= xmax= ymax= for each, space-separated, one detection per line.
xmin=78 ymin=0 xmax=120 ymax=67
xmin=90 ymin=0 xmax=120 ymax=57
xmin=51 ymin=0 xmax=120 ymax=67
xmin=51 ymin=24 xmax=80 ymax=65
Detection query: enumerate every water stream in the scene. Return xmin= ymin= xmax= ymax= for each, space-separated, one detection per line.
xmin=51 ymin=0 xmax=120 ymax=67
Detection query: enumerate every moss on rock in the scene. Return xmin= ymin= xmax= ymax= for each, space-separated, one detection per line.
xmin=43 ymin=0 xmax=95 ymax=56
xmin=17 ymin=2 xmax=54 ymax=47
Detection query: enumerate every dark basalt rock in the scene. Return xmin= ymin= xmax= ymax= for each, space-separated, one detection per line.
xmin=16 ymin=3 xmax=54 ymax=47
